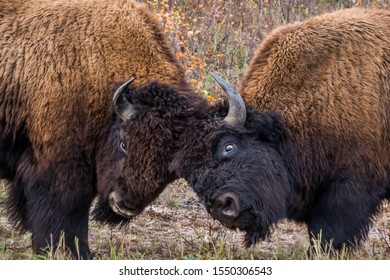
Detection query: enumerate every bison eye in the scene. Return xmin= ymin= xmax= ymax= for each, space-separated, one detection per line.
xmin=223 ymin=143 xmax=236 ymax=156
xmin=119 ymin=141 xmax=127 ymax=155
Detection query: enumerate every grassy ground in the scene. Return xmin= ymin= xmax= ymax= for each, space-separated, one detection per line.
xmin=0 ymin=180 xmax=389 ymax=260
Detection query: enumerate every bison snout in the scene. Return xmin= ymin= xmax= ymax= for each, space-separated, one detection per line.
xmin=108 ymin=192 xmax=140 ymax=218
xmin=210 ymin=192 xmax=240 ymax=227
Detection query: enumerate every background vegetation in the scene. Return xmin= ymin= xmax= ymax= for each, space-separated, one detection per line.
xmin=0 ymin=0 xmax=389 ymax=259
xmin=146 ymin=0 xmax=389 ymax=97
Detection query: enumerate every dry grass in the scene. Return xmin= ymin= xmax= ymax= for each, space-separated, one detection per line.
xmin=1 ymin=180 xmax=389 ymax=260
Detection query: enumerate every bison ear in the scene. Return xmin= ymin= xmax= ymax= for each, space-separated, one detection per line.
xmin=246 ymin=110 xmax=285 ymax=143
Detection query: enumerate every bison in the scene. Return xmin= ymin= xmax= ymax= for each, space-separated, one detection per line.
xmin=131 ymin=8 xmax=389 ymax=251
xmin=0 ymin=0 xmax=204 ymax=259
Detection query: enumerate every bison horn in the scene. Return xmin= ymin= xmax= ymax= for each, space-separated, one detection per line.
xmin=113 ymin=77 xmax=136 ymax=121
xmin=211 ymin=72 xmax=246 ymax=127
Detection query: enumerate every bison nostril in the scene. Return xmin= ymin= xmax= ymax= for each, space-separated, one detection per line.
xmin=221 ymin=197 xmax=235 ymax=217
xmin=211 ymin=192 xmax=240 ymax=222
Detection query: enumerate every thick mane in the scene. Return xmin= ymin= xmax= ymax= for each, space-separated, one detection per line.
xmin=0 ymin=0 xmax=188 ymax=161
xmin=239 ymin=8 xmax=390 ymax=191
xmin=0 ymin=0 xmax=26 ymax=19
xmin=240 ymin=8 xmax=390 ymax=132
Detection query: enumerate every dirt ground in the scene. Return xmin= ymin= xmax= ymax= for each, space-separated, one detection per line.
xmin=1 ymin=179 xmax=389 ymax=260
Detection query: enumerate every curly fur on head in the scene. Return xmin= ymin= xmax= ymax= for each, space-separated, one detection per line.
xmin=92 ymin=81 xmax=209 ymax=226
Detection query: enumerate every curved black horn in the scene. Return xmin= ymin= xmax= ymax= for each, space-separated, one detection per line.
xmin=210 ymin=72 xmax=246 ymax=127
xmin=113 ymin=77 xmax=136 ymax=121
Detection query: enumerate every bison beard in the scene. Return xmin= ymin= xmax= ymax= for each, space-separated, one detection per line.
xmin=92 ymin=199 xmax=133 ymax=227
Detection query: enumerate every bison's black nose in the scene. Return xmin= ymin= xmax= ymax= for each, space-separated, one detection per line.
xmin=210 ymin=192 xmax=240 ymax=227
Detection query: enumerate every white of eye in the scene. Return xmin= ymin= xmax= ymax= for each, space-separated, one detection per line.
xmin=223 ymin=143 xmax=236 ymax=156
xmin=119 ymin=141 xmax=127 ymax=154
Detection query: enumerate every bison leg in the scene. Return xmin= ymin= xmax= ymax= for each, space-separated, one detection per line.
xmin=28 ymin=194 xmax=91 ymax=260
xmin=307 ymin=175 xmax=383 ymax=251
xmin=10 ymin=154 xmax=95 ymax=259
xmin=0 ymin=129 xmax=29 ymax=181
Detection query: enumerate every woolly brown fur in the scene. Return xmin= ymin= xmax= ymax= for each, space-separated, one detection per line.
xmin=239 ymin=8 xmax=390 ymax=208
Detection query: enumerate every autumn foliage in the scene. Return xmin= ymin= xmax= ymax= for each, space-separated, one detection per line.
xmin=145 ymin=0 xmax=388 ymax=97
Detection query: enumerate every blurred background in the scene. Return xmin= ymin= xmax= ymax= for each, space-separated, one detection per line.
xmin=144 ymin=0 xmax=389 ymax=99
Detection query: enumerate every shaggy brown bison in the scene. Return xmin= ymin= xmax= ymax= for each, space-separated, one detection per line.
xmin=0 ymin=0 xmax=202 ymax=259
xmin=169 ymin=8 xmax=390 ymax=250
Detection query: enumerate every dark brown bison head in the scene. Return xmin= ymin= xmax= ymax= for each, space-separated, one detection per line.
xmin=170 ymin=73 xmax=292 ymax=246
xmin=92 ymin=79 xmax=209 ymax=225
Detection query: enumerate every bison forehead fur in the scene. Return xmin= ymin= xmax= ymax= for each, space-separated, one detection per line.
xmin=93 ymin=81 xmax=208 ymax=225
xmin=0 ymin=0 xmax=193 ymax=259
xmin=172 ymin=8 xmax=390 ymax=250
